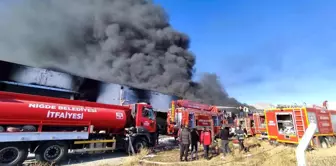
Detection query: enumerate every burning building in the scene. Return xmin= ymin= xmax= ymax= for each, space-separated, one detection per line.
xmin=0 ymin=60 xmax=180 ymax=133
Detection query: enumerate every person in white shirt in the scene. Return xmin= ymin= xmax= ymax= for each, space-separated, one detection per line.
xmin=243 ymin=107 xmax=249 ymax=117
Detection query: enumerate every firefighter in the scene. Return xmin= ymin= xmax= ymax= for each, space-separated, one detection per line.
xmin=235 ymin=125 xmax=248 ymax=153
xmin=215 ymin=125 xmax=233 ymax=159
xmin=178 ymin=125 xmax=191 ymax=161
xmin=190 ymin=128 xmax=199 ymax=160
xmin=200 ymin=127 xmax=212 ymax=160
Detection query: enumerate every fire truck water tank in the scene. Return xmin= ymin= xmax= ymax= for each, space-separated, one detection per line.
xmin=0 ymin=101 xmax=129 ymax=130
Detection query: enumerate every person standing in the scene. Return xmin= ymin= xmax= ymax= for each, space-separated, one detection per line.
xmin=323 ymin=100 xmax=328 ymax=109
xmin=235 ymin=125 xmax=248 ymax=153
xmin=243 ymin=107 xmax=249 ymax=117
xmin=216 ymin=125 xmax=232 ymax=159
xmin=228 ymin=114 xmax=233 ymax=124
xmin=200 ymin=127 xmax=212 ymax=160
xmin=190 ymin=128 xmax=199 ymax=160
xmin=178 ymin=125 xmax=191 ymax=161
xmin=223 ymin=110 xmax=228 ymax=120
xmin=232 ymin=113 xmax=237 ymax=121
xmin=239 ymin=106 xmax=244 ymax=118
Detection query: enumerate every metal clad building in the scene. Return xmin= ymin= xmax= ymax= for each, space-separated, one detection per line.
xmin=0 ymin=60 xmax=180 ymax=113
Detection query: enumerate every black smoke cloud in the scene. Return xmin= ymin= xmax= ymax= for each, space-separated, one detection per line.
xmin=0 ymin=0 xmax=241 ymax=106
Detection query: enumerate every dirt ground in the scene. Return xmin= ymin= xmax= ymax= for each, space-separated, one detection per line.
xmin=24 ymin=137 xmax=336 ymax=166
xmin=120 ymin=138 xmax=336 ymax=166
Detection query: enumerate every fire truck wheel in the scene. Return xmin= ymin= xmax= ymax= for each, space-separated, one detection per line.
xmin=134 ymin=138 xmax=148 ymax=153
xmin=327 ymin=136 xmax=335 ymax=146
xmin=0 ymin=143 xmax=28 ymax=166
xmin=22 ymin=125 xmax=36 ymax=132
xmin=35 ymin=141 xmax=69 ymax=164
xmin=320 ymin=137 xmax=329 ymax=149
xmin=321 ymin=141 xmax=328 ymax=148
xmin=269 ymin=140 xmax=278 ymax=146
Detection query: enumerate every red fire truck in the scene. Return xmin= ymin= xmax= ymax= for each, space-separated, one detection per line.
xmin=0 ymin=91 xmax=157 ymax=165
xmin=166 ymin=100 xmax=223 ymax=140
xmin=265 ymin=105 xmax=334 ymax=148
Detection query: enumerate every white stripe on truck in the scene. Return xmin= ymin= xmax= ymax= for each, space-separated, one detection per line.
xmin=0 ymin=132 xmax=89 ymax=142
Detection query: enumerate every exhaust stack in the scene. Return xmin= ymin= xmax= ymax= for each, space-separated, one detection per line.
xmin=120 ymin=86 xmax=125 ymax=105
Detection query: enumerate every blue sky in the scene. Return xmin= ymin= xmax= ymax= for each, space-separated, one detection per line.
xmin=154 ymin=0 xmax=336 ymax=105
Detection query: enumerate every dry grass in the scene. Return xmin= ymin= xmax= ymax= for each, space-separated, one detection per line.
xmin=117 ymin=148 xmax=150 ymax=166
xmin=26 ymin=162 xmax=54 ymax=166
xmin=119 ymin=137 xmax=336 ymax=166
xmin=28 ymin=138 xmax=336 ymax=166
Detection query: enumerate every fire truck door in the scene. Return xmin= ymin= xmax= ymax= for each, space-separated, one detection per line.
xmin=254 ymin=114 xmax=259 ymax=132
xmin=138 ymin=106 xmax=156 ymax=133
xmin=189 ymin=113 xmax=195 ymax=128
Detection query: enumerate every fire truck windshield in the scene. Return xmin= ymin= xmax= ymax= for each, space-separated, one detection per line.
xmin=144 ymin=107 xmax=156 ymax=120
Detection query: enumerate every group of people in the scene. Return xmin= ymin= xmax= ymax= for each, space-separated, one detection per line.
xmin=177 ymin=124 xmax=248 ymax=162
xmin=178 ymin=126 xmax=212 ymax=161
xmin=216 ymin=125 xmax=248 ymax=159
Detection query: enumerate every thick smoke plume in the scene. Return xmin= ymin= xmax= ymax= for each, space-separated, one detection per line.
xmin=0 ymin=0 xmax=241 ymax=106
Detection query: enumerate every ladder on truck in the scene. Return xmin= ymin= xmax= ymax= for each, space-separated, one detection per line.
xmin=245 ymin=118 xmax=253 ymax=136
xmin=293 ymin=108 xmax=306 ymax=139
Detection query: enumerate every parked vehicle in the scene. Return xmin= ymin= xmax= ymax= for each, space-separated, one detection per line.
xmin=265 ymin=105 xmax=334 ymax=148
xmin=0 ymin=91 xmax=157 ymax=165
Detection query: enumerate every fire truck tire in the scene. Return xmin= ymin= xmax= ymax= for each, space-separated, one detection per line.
xmin=269 ymin=140 xmax=279 ymax=146
xmin=320 ymin=137 xmax=328 ymax=149
xmin=327 ymin=136 xmax=335 ymax=146
xmin=22 ymin=125 xmax=36 ymax=132
xmin=0 ymin=126 xmax=4 ymax=132
xmin=0 ymin=143 xmax=28 ymax=166
xmin=321 ymin=142 xmax=328 ymax=148
xmin=35 ymin=141 xmax=69 ymax=164
xmin=133 ymin=138 xmax=148 ymax=153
